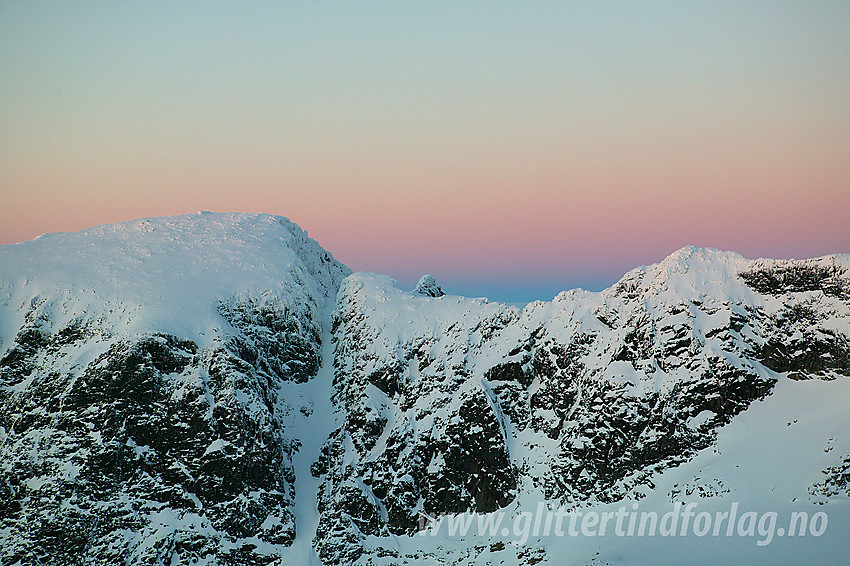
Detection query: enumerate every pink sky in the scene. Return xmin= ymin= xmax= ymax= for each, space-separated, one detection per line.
xmin=2 ymin=2 xmax=848 ymax=301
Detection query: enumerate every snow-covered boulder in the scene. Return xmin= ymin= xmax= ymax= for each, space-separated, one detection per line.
xmin=413 ymin=274 xmax=445 ymax=297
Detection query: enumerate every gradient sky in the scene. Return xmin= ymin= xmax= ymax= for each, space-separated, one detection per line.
xmin=2 ymin=1 xmax=848 ymax=302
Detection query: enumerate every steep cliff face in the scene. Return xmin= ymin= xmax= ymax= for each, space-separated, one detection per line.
xmin=0 ymin=213 xmax=349 ymax=565
xmin=313 ymin=248 xmax=850 ymax=564
xmin=2 ymin=216 xmax=849 ymax=565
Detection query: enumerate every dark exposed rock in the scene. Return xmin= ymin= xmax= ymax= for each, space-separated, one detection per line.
xmin=219 ymin=292 xmax=322 ymax=383
xmin=740 ymin=262 xmax=849 ymax=298
xmin=755 ymin=302 xmax=850 ymax=379
xmin=0 ymin=304 xmax=305 ymax=564
xmin=421 ymin=387 xmax=517 ymax=515
xmin=485 ymin=359 xmax=534 ymax=387
xmin=810 ymin=455 xmax=850 ymax=500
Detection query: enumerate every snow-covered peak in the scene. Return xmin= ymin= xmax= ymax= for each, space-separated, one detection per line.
xmin=0 ymin=212 xmax=350 ymax=346
xmin=608 ymin=245 xmax=850 ymax=307
xmin=606 ymin=247 xmax=761 ymax=307
xmin=621 ymin=246 xmax=753 ymax=303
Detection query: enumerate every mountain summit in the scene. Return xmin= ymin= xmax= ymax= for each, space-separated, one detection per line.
xmin=1 ymin=214 xmax=849 ymax=565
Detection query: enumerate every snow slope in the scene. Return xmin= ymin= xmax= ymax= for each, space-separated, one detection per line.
xmin=0 ymin=211 xmax=345 ymax=348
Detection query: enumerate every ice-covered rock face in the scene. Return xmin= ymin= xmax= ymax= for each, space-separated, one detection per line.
xmin=0 ymin=213 xmax=349 ymax=565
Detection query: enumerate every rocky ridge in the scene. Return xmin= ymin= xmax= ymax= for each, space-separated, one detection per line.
xmin=312 ymin=248 xmax=850 ymax=563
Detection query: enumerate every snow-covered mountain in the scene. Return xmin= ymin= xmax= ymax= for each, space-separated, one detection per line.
xmin=1 ymin=213 xmax=848 ymax=565
xmin=0 ymin=213 xmax=349 ymax=565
